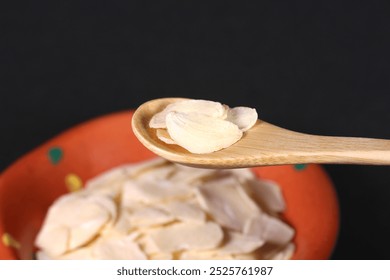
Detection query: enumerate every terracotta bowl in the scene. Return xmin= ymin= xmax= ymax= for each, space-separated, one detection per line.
xmin=0 ymin=111 xmax=339 ymax=260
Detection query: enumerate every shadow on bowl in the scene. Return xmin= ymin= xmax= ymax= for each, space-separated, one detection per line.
xmin=0 ymin=111 xmax=339 ymax=260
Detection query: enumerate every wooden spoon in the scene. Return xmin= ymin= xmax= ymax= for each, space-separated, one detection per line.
xmin=131 ymin=98 xmax=390 ymax=168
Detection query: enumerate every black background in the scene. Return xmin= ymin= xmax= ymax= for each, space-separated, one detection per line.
xmin=1 ymin=1 xmax=390 ymax=259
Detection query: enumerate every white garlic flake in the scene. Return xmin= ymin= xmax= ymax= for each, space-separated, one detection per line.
xmin=149 ymin=99 xmax=258 ymax=154
xmin=35 ymin=157 xmax=294 ymax=260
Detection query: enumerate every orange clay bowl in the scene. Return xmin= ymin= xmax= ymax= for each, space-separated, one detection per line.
xmin=0 ymin=111 xmax=339 ymax=260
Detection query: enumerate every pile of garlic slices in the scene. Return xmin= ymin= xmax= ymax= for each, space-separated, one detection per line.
xmin=35 ymin=158 xmax=295 ymax=260
xmin=149 ymin=99 xmax=258 ymax=153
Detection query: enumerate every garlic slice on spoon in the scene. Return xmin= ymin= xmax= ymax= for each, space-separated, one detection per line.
xmin=149 ymin=99 xmax=227 ymax=128
xmin=226 ymin=106 xmax=258 ymax=132
xmin=156 ymin=129 xmax=176 ymax=144
xmin=166 ymin=111 xmax=242 ymax=154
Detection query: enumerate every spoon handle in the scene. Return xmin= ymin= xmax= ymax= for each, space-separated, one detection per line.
xmin=246 ymin=121 xmax=390 ymax=166
xmin=296 ymin=134 xmax=390 ymax=165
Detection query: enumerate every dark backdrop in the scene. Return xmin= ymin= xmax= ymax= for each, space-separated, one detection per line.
xmin=1 ymin=1 xmax=390 ymax=259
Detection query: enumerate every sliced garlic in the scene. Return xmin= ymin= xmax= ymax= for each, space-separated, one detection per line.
xmin=35 ymin=158 xmax=294 ymax=260
xmin=67 ymin=205 xmax=110 ymax=251
xmin=92 ymin=235 xmax=147 ymax=260
xmin=170 ymin=164 xmax=217 ymax=184
xmin=89 ymin=195 xmax=117 ymax=222
xmin=149 ymin=99 xmax=258 ymax=153
xmin=218 ymin=231 xmax=264 ymax=255
xmin=35 ymin=193 xmax=114 ymax=256
xmin=100 ymin=217 xmax=139 ymax=238
xmin=166 ymin=112 xmax=242 ymax=154
xmin=156 ymin=129 xmax=176 ymax=144
xmin=129 ymin=207 xmax=174 ymax=227
xmin=150 ymin=222 xmax=223 ymax=253
xmin=122 ymin=179 xmax=192 ymax=204
xmin=226 ymin=106 xmax=258 ymax=132
xmin=136 ymin=164 xmax=176 ymax=183
xmin=138 ymin=235 xmax=161 ymax=255
xmin=158 ymin=200 xmax=206 ymax=223
xmin=270 ymin=243 xmax=295 ymax=260
xmin=35 ymin=226 xmax=69 ymax=257
xmin=248 ymin=179 xmax=286 ymax=213
xmin=84 ymin=165 xmax=127 ymax=197
xmin=108 ymin=208 xmax=136 ymax=235
xmin=195 ymin=177 xmax=260 ymax=231
xmin=186 ymin=231 xmax=264 ymax=258
xmin=229 ymin=168 xmax=256 ymax=183
xmin=149 ymin=99 xmax=227 ymax=129
xmin=244 ymin=214 xmax=294 ymax=246
xmin=123 ymin=157 xmax=167 ymax=178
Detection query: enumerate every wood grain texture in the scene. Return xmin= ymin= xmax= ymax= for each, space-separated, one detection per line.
xmin=132 ymin=98 xmax=390 ymax=168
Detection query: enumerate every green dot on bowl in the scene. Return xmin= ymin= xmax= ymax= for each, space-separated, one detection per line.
xmin=48 ymin=147 xmax=63 ymax=165
xmin=2 ymin=233 xmax=20 ymax=249
xmin=294 ymin=164 xmax=307 ymax=171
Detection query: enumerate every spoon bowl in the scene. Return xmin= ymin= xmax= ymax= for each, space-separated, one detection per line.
xmin=132 ymin=98 xmax=390 ymax=168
